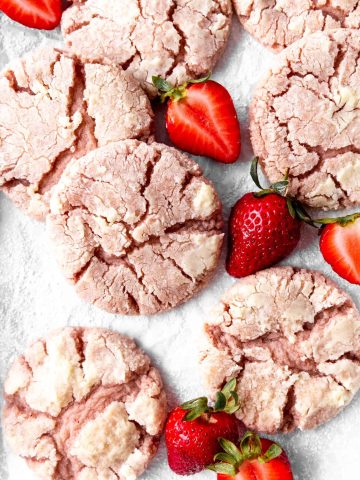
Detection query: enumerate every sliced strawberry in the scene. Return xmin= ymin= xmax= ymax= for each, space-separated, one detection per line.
xmin=319 ymin=214 xmax=360 ymax=285
xmin=210 ymin=434 xmax=293 ymax=480
xmin=153 ymin=76 xmax=241 ymax=163
xmin=0 ymin=0 xmax=62 ymax=30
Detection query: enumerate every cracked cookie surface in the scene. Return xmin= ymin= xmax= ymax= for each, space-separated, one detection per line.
xmin=235 ymin=0 xmax=360 ymax=51
xmin=3 ymin=327 xmax=167 ymax=480
xmin=47 ymin=140 xmax=224 ymax=316
xmin=61 ymin=0 xmax=232 ymax=96
xmin=0 ymin=46 xmax=154 ymax=221
xmin=200 ymin=266 xmax=360 ymax=434
xmin=250 ymin=29 xmax=360 ymax=210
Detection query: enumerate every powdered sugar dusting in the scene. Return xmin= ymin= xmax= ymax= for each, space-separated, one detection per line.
xmin=0 ymin=12 xmax=360 ymax=480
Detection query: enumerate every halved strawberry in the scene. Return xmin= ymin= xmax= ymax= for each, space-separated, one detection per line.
xmin=153 ymin=75 xmax=241 ymax=163
xmin=209 ymin=432 xmax=293 ymax=480
xmin=319 ymin=213 xmax=360 ymax=285
xmin=0 ymin=0 xmax=62 ymax=30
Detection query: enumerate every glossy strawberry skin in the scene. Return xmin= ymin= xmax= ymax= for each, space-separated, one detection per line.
xmin=217 ymin=439 xmax=293 ymax=480
xmin=166 ymin=407 xmax=244 ymax=475
xmin=320 ymin=219 xmax=360 ymax=285
xmin=0 ymin=0 xmax=62 ymax=30
xmin=227 ymin=193 xmax=301 ymax=278
xmin=166 ymin=80 xmax=241 ymax=164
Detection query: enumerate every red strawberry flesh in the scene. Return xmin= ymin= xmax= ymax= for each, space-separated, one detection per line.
xmin=320 ymin=217 xmax=360 ymax=285
xmin=166 ymin=80 xmax=241 ymax=163
xmin=0 ymin=0 xmax=62 ymax=30
xmin=216 ymin=439 xmax=293 ymax=480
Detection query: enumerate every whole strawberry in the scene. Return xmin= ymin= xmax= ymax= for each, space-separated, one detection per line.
xmin=153 ymin=75 xmax=241 ymax=163
xmin=209 ymin=431 xmax=293 ymax=480
xmin=166 ymin=379 xmax=245 ymax=475
xmin=227 ymin=159 xmax=304 ymax=278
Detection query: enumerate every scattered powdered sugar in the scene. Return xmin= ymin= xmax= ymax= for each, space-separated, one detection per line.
xmin=0 ymin=12 xmax=359 ymax=480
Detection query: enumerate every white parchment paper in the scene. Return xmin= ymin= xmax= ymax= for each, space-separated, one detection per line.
xmin=0 ymin=11 xmax=360 ymax=480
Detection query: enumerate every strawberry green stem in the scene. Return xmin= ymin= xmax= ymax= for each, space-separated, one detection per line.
xmin=207 ymin=432 xmax=282 ymax=475
xmin=249 ymin=158 xmax=360 ymax=228
xmin=152 ymin=73 xmax=211 ymax=103
xmin=180 ymin=378 xmax=240 ymax=421
xmin=315 ymin=213 xmax=360 ymax=227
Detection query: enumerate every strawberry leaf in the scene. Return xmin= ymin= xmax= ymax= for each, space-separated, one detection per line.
xmin=225 ymin=404 xmax=241 ymax=415
xmin=219 ymin=438 xmax=243 ymax=464
xmin=208 ymin=462 xmax=237 ymax=476
xmin=253 ymin=188 xmax=274 ymax=198
xmin=271 ymin=179 xmax=289 ymax=196
xmin=215 ymin=379 xmax=240 ymax=414
xmin=221 ymin=378 xmax=237 ymax=396
xmin=181 ymin=397 xmax=208 ymax=410
xmin=188 ymin=72 xmax=211 ymax=84
xmin=258 ymin=443 xmax=282 ymax=464
xmin=214 ymin=392 xmax=227 ymax=411
xmin=152 ymin=76 xmax=173 ymax=93
xmin=181 ymin=397 xmax=209 ymax=421
xmin=315 ymin=212 xmax=360 ymax=227
xmin=286 ymin=198 xmax=296 ymax=219
xmin=214 ymin=452 xmax=238 ymax=464
xmin=292 ymin=201 xmax=317 ymax=227
xmin=250 ymin=157 xmax=263 ymax=190
xmin=240 ymin=431 xmax=262 ymax=460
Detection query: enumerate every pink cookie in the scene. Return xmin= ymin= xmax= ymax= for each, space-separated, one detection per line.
xmin=47 ymin=140 xmax=224 ymax=316
xmin=201 ymin=267 xmax=360 ymax=434
xmin=0 ymin=46 xmax=154 ymax=221
xmin=61 ymin=0 xmax=232 ymax=96
xmin=234 ymin=0 xmax=360 ymax=51
xmin=2 ymin=327 xmax=167 ymax=480
xmin=250 ymin=29 xmax=360 ymax=210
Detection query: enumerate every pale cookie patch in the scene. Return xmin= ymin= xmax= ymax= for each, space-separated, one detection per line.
xmin=250 ymin=29 xmax=360 ymax=210
xmin=62 ymin=0 xmax=232 ymax=96
xmin=47 ymin=140 xmax=224 ymax=315
xmin=2 ymin=327 xmax=167 ymax=480
xmin=201 ymin=267 xmax=360 ymax=434
xmin=234 ymin=0 xmax=360 ymax=51
xmin=0 ymin=46 xmax=154 ymax=220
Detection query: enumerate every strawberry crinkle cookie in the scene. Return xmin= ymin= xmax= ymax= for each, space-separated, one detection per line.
xmin=2 ymin=327 xmax=167 ymax=480
xmin=47 ymin=140 xmax=224 ymax=316
xmin=61 ymin=0 xmax=232 ymax=96
xmin=250 ymin=29 xmax=360 ymax=210
xmin=234 ymin=0 xmax=360 ymax=51
xmin=201 ymin=266 xmax=360 ymax=434
xmin=0 ymin=46 xmax=154 ymax=221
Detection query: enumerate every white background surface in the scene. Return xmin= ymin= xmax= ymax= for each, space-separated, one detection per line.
xmin=1 ymin=10 xmax=360 ymax=480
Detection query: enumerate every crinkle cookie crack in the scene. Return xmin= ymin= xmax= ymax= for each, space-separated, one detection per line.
xmin=235 ymin=0 xmax=360 ymax=50
xmin=0 ymin=46 xmax=154 ymax=220
xmin=48 ymin=141 xmax=223 ymax=315
xmin=250 ymin=29 xmax=360 ymax=209
xmin=202 ymin=267 xmax=360 ymax=433
xmin=3 ymin=328 xmax=166 ymax=480
xmin=61 ymin=0 xmax=232 ymax=95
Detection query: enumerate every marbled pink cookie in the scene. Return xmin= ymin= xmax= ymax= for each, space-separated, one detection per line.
xmin=201 ymin=267 xmax=360 ymax=434
xmin=61 ymin=0 xmax=232 ymax=96
xmin=234 ymin=0 xmax=360 ymax=51
xmin=2 ymin=327 xmax=167 ymax=480
xmin=250 ymin=29 xmax=360 ymax=210
xmin=47 ymin=140 xmax=224 ymax=316
xmin=0 ymin=46 xmax=154 ymax=221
